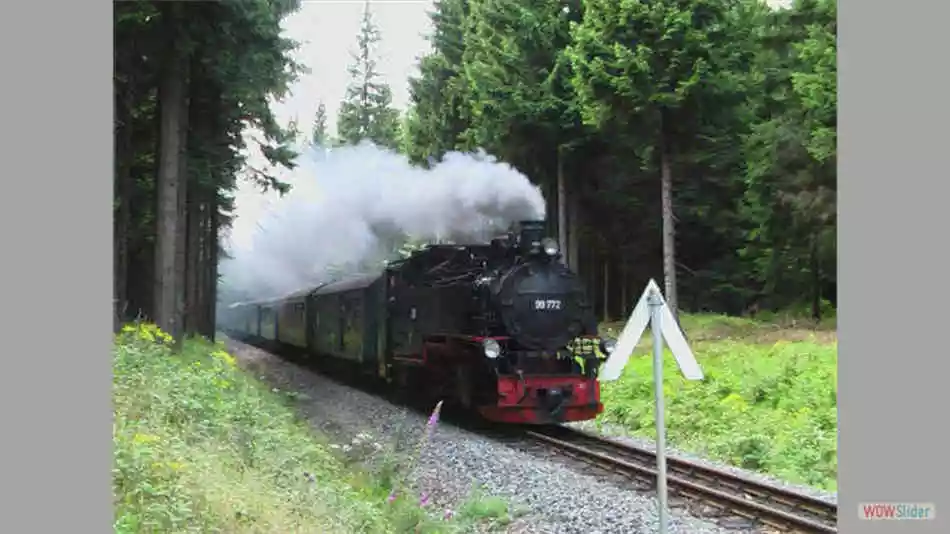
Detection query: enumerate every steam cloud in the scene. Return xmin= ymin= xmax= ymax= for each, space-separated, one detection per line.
xmin=219 ymin=142 xmax=546 ymax=304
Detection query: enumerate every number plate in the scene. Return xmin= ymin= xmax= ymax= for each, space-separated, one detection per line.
xmin=533 ymin=299 xmax=562 ymax=311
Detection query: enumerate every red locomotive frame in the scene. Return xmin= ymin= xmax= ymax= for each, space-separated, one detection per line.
xmin=390 ymin=333 xmax=605 ymax=424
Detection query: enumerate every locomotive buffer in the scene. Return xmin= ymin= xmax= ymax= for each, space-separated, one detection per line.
xmin=601 ymin=279 xmax=704 ymax=534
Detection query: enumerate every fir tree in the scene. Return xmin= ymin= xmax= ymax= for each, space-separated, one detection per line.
xmin=336 ymin=1 xmax=401 ymax=149
xmin=311 ymin=101 xmax=328 ymax=147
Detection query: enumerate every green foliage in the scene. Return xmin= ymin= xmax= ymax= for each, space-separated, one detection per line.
xmin=454 ymin=488 xmax=516 ymax=528
xmin=462 ymin=0 xmax=577 ymax=153
xmin=337 ymin=3 xmax=402 ymax=150
xmin=565 ymin=0 xmax=760 ymax=313
xmin=185 ymin=0 xmax=305 ymax=195
xmin=402 ymin=0 xmax=838 ymax=318
xmin=114 ymin=0 xmax=307 ymax=329
xmin=312 ymin=101 xmax=330 ymax=147
xmin=597 ymin=314 xmax=838 ymax=491
xmin=568 ymin=0 xmax=718 ymax=131
xmin=738 ymin=0 xmax=836 ymax=312
xmin=404 ymin=0 xmax=474 ymax=165
xmin=113 ymin=324 xmax=378 ymax=533
xmin=113 ymin=324 xmax=513 ymax=533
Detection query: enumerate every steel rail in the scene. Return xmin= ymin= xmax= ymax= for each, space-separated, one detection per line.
xmin=526 ymin=426 xmax=837 ymax=533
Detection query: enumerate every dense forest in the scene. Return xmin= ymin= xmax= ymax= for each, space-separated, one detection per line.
xmin=113 ymin=0 xmax=302 ymax=339
xmin=401 ymin=0 xmax=836 ymax=321
xmin=112 ymin=0 xmax=836 ymax=341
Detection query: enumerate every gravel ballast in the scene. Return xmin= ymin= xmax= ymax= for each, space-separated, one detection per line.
xmin=226 ymin=338 xmax=764 ymax=534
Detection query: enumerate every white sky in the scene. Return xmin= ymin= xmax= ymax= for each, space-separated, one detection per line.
xmin=228 ymin=0 xmax=793 ymax=251
xmin=272 ymin=0 xmax=435 ymax=137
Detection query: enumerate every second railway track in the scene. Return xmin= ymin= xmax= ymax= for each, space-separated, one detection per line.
xmin=523 ymin=425 xmax=837 ymax=533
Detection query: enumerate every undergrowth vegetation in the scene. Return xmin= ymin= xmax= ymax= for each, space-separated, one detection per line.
xmin=598 ymin=313 xmax=838 ymax=491
xmin=113 ymin=323 xmax=511 ymax=533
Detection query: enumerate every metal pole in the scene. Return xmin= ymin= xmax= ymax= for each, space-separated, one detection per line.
xmin=649 ymin=289 xmax=669 ymax=534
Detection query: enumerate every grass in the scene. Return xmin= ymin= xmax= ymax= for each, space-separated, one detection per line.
xmin=597 ymin=312 xmax=838 ymax=491
xmin=113 ymin=323 xmax=514 ymax=534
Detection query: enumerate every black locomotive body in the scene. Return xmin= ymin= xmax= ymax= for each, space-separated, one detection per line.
xmin=223 ymin=220 xmax=613 ymax=424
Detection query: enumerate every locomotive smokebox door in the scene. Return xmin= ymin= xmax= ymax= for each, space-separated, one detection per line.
xmin=496 ymin=260 xmax=588 ymax=352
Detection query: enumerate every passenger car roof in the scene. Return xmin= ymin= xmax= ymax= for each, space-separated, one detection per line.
xmin=313 ymin=273 xmax=381 ymax=295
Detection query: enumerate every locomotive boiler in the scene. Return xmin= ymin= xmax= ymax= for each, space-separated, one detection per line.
xmin=224 ymin=220 xmax=618 ymax=424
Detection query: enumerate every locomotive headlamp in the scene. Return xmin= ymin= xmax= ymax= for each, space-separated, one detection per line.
xmin=600 ymin=338 xmax=617 ymax=355
xmin=482 ymin=338 xmax=502 ymax=359
xmin=541 ymin=237 xmax=559 ymax=257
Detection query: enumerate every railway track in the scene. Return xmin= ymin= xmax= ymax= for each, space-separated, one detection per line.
xmin=524 ymin=425 xmax=837 ymax=533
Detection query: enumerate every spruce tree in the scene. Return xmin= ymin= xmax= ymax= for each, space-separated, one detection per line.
xmin=311 ymin=101 xmax=328 ymax=147
xmin=336 ymin=1 xmax=401 ymax=149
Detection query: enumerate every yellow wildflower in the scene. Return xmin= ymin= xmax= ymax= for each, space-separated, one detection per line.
xmin=211 ymin=350 xmax=237 ymax=368
xmin=118 ymin=323 xmax=173 ymax=345
xmin=132 ymin=433 xmax=159 ymax=445
xmin=720 ymin=393 xmax=748 ymax=412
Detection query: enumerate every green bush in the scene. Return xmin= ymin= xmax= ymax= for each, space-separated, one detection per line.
xmin=113 ymin=323 xmax=512 ymax=533
xmin=598 ymin=316 xmax=838 ymax=491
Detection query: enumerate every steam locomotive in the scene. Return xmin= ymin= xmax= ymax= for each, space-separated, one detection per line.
xmin=222 ymin=220 xmax=618 ymax=424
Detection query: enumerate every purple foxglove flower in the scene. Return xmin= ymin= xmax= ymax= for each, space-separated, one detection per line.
xmin=427 ymin=401 xmax=444 ymax=428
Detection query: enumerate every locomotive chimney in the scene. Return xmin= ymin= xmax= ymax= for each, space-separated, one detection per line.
xmin=517 ymin=220 xmax=546 ymax=255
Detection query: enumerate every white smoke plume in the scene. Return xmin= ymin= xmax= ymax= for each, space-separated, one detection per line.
xmin=219 ymin=142 xmax=546 ymax=303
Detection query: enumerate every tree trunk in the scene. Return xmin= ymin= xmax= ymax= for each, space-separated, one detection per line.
xmin=602 ymin=256 xmax=609 ymax=322
xmin=185 ymin=193 xmax=201 ymax=335
xmin=130 ymin=92 xmax=163 ymax=322
xmin=194 ymin=202 xmax=208 ymax=336
xmin=567 ymin=178 xmax=580 ymax=275
xmin=207 ymin=205 xmax=221 ymax=339
xmin=183 ymin=52 xmax=208 ymax=337
xmin=620 ymin=259 xmax=629 ymax=317
xmin=585 ymin=248 xmax=596 ymax=311
xmin=556 ymin=145 xmax=568 ymax=266
xmin=206 ymin=203 xmax=217 ymax=336
xmin=810 ymin=233 xmax=821 ymax=322
xmin=114 ymin=92 xmax=133 ymax=331
xmin=659 ymin=113 xmax=679 ymax=317
xmin=153 ymin=2 xmax=189 ymax=339
xmin=174 ymin=62 xmax=191 ymax=341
